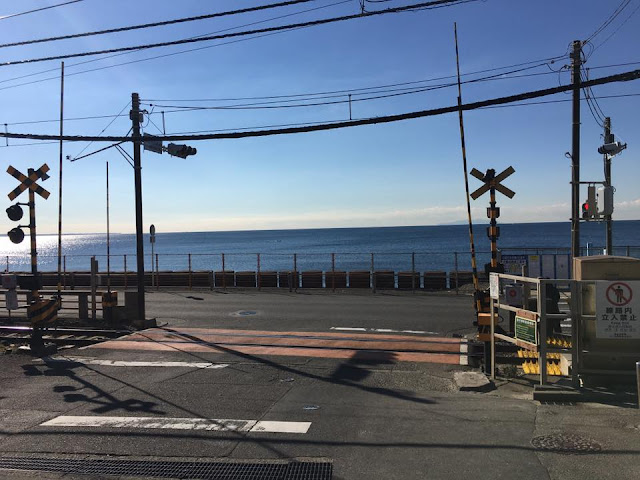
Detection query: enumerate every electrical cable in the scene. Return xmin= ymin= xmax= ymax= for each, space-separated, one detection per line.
xmin=0 ymin=0 xmax=315 ymax=49
xmin=0 ymin=0 xmax=479 ymax=67
xmin=1 ymin=67 xmax=637 ymax=143
xmin=0 ymin=0 xmax=83 ymax=21
xmin=0 ymin=0 xmax=352 ymax=91
xmin=592 ymin=0 xmax=640 ymax=53
xmin=585 ymin=0 xmax=632 ymax=43
xmin=71 ymin=101 xmax=130 ymax=159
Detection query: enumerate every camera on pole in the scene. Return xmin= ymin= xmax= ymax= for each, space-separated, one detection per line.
xmin=166 ymin=143 xmax=197 ymax=159
xmin=597 ymin=141 xmax=626 ymax=156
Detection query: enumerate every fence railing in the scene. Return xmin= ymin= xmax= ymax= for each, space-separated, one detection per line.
xmin=3 ymin=246 xmax=639 ymax=272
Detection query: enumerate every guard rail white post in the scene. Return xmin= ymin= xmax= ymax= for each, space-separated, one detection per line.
xmin=538 ymin=279 xmax=548 ymax=385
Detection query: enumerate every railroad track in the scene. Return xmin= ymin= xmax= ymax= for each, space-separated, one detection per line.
xmin=0 ymin=325 xmax=130 ymax=347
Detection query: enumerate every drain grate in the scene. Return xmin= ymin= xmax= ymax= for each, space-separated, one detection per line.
xmin=531 ymin=433 xmax=602 ymax=454
xmin=0 ymin=457 xmax=332 ymax=479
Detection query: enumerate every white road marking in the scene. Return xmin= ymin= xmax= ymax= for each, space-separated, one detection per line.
xmin=37 ymin=356 xmax=229 ymax=369
xmin=41 ymin=416 xmax=311 ymax=434
xmin=330 ymin=327 xmax=440 ymax=335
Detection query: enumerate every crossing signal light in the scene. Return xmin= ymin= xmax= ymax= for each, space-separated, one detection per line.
xmin=166 ymin=143 xmax=197 ymax=159
xmin=582 ymin=185 xmax=598 ymax=220
xmin=8 ymin=227 xmax=24 ymax=244
xmin=6 ymin=204 xmax=25 ymax=243
xmin=6 ymin=204 xmax=23 ymax=221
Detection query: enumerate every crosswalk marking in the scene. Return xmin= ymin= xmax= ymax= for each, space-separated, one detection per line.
xmin=41 ymin=416 xmax=311 ymax=434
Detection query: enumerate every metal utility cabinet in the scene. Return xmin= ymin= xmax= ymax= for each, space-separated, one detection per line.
xmin=574 ymin=256 xmax=640 ymax=378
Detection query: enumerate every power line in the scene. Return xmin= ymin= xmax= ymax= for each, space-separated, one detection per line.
xmin=1 ymin=68 xmax=638 ymax=143
xmin=0 ymin=0 xmax=479 ymax=67
xmin=585 ymin=0 xmax=632 ymax=43
xmin=0 ymin=0 xmax=315 ymax=49
xmin=592 ymin=0 xmax=640 ymax=52
xmin=0 ymin=0 xmax=84 ymax=21
xmin=0 ymin=0 xmax=352 ymax=91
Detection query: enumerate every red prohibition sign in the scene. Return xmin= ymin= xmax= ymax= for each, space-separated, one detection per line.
xmin=605 ymin=282 xmax=633 ymax=307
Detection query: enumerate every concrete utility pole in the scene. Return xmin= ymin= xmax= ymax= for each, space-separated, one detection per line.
xmin=570 ymin=40 xmax=582 ymax=260
xmin=130 ymin=92 xmax=146 ymax=322
xmin=603 ymin=116 xmax=612 ymax=254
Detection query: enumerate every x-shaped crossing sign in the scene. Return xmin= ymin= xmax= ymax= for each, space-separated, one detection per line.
xmin=7 ymin=164 xmax=50 ymax=201
xmin=470 ymin=166 xmax=515 ymax=200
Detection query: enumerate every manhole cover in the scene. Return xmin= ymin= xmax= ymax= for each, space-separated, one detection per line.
xmin=237 ymin=311 xmax=257 ymax=316
xmin=531 ymin=433 xmax=602 ymax=454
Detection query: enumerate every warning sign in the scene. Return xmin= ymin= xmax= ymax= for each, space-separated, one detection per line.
xmin=595 ymin=281 xmax=639 ymax=339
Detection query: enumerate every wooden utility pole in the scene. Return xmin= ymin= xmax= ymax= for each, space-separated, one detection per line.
xmin=570 ymin=40 xmax=582 ymax=260
xmin=603 ymin=116 xmax=612 ymax=254
xmin=130 ymin=93 xmax=146 ymax=323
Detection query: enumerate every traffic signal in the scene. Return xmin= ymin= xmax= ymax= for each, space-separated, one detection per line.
xmin=166 ymin=143 xmax=197 ymax=159
xmin=597 ymin=185 xmax=614 ymax=216
xmin=582 ymin=185 xmax=598 ymax=220
xmin=6 ymin=204 xmax=25 ymax=243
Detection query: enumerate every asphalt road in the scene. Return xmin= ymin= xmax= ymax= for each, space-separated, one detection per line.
xmin=0 ymin=290 xmax=638 ymax=480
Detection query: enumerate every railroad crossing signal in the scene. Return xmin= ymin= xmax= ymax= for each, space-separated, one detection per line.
xmin=7 ymin=164 xmax=50 ymax=201
xmin=470 ymin=166 xmax=515 ymax=200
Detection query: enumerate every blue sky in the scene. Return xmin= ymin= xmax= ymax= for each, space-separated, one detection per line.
xmin=0 ymin=0 xmax=638 ymax=234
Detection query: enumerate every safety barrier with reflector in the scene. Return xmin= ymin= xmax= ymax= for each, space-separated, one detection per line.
xmin=28 ymin=298 xmax=58 ymax=325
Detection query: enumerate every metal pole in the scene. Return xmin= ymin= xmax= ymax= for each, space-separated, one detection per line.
xmin=454 ymin=252 xmax=459 ymax=294
xmin=150 ymin=235 xmax=155 ymax=288
xmin=155 ymin=254 xmax=159 ymax=290
xmin=570 ymin=40 xmax=582 ymax=261
xmin=124 ymin=255 xmax=127 ymax=289
xmin=106 ymin=161 xmax=111 ymax=292
xmin=636 ymin=361 xmax=639 ymax=409
xmin=293 ymin=253 xmax=297 ymax=291
xmin=371 ymin=253 xmax=375 ymax=293
xmin=257 ymin=253 xmax=261 ymax=290
xmin=603 ymin=117 xmax=612 ymax=255
xmin=222 ymin=253 xmax=226 ymax=289
xmin=331 ymin=253 xmax=335 ymax=292
xmin=411 ymin=252 xmax=415 ymax=291
xmin=57 ymin=61 xmax=64 ymax=300
xmin=131 ymin=92 xmax=146 ymax=322
xmin=538 ymin=279 xmax=548 ymax=385
xmin=188 ymin=253 xmax=192 ymax=290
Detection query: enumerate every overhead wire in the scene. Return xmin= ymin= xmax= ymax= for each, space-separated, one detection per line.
xmin=71 ymin=101 xmax=130 ymax=159
xmin=592 ymin=0 xmax=640 ymax=52
xmin=0 ymin=0 xmax=316 ymax=49
xmin=0 ymin=0 xmax=353 ymax=92
xmin=0 ymin=0 xmax=84 ymax=21
xmin=0 ymin=0 xmax=480 ymax=67
xmin=585 ymin=0 xmax=632 ymax=43
xmin=1 ymin=67 xmax=638 ymax=143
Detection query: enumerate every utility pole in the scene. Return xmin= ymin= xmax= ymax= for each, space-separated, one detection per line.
xmin=130 ymin=93 xmax=146 ymax=323
xmin=603 ymin=116 xmax=612 ymax=254
xmin=570 ymin=40 xmax=582 ymax=261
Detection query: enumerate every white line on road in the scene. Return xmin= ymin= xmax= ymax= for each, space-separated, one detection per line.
xmin=41 ymin=416 xmax=311 ymax=434
xmin=330 ymin=327 xmax=441 ymax=335
xmin=37 ymin=357 xmax=229 ymax=369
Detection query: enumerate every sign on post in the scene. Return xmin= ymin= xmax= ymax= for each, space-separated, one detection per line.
xmin=489 ymin=273 xmax=499 ymax=299
xmin=596 ymin=281 xmax=639 ymax=339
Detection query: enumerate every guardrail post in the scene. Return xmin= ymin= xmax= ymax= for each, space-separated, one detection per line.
xmin=454 ymin=252 xmax=459 ymax=294
xmin=124 ymin=255 xmax=127 ymax=290
xmin=371 ymin=253 xmax=375 ymax=293
xmin=188 ymin=253 xmax=192 ymax=290
xmin=293 ymin=253 xmax=297 ymax=291
xmin=257 ymin=253 xmax=261 ymax=290
xmin=331 ymin=253 xmax=335 ymax=292
xmin=411 ymin=252 xmax=416 ymax=291
xmin=222 ymin=253 xmax=226 ymax=290
xmin=156 ymin=254 xmax=159 ymax=290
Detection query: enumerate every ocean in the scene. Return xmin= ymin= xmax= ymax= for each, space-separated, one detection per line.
xmin=0 ymin=221 xmax=638 ymax=274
